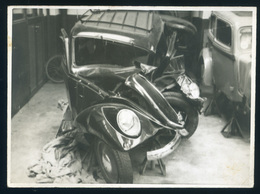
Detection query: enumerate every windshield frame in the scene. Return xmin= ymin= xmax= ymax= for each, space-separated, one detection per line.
xmin=71 ymin=34 xmax=151 ymax=73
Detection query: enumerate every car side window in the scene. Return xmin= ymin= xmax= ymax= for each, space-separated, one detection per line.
xmin=216 ymin=19 xmax=232 ymax=47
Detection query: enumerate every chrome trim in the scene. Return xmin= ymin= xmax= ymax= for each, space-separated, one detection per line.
xmin=126 ymin=75 xmax=184 ymax=129
xmin=177 ymin=74 xmax=203 ymax=100
xmin=146 ymin=132 xmax=182 ymax=160
xmin=116 ymin=109 xmax=141 ymax=137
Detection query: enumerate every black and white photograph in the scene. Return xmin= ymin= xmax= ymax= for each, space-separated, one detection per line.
xmin=7 ymin=6 xmax=256 ymax=187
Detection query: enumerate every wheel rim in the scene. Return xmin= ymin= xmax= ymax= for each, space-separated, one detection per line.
xmin=46 ymin=56 xmax=64 ymax=83
xmin=97 ymin=141 xmax=119 ymax=183
xmin=102 ymin=152 xmax=112 ymax=172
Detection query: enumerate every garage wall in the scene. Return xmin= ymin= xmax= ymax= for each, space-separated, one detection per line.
xmin=12 ymin=18 xmax=30 ymax=116
xmin=46 ymin=9 xmax=63 ymax=59
xmin=188 ymin=11 xmax=210 ymax=74
xmin=60 ymin=9 xmax=88 ymax=33
xmin=11 ymin=8 xmax=62 ymax=117
xmin=192 ymin=12 xmax=210 ymax=51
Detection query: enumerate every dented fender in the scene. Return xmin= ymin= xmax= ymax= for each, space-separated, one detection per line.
xmin=74 ymin=103 xmax=164 ymax=151
xmin=199 ymin=48 xmax=213 ymax=87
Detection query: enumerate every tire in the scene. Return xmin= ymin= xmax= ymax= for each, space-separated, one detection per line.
xmin=95 ymin=139 xmax=133 ymax=183
xmin=45 ymin=55 xmax=64 ymax=83
xmin=164 ymin=92 xmax=199 ymax=138
xmin=197 ymin=58 xmax=204 ymax=84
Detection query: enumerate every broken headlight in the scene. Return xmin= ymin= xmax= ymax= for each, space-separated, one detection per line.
xmin=177 ymin=75 xmax=200 ymax=99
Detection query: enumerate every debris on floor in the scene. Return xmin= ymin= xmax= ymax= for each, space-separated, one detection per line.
xmin=26 ymin=130 xmax=100 ymax=184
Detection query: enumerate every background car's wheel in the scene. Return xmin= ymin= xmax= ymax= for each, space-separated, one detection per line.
xmin=163 ymin=92 xmax=199 ymax=138
xmin=95 ymin=139 xmax=133 ymax=183
xmin=45 ymin=55 xmax=64 ymax=83
xmin=196 ymin=58 xmax=204 ymax=85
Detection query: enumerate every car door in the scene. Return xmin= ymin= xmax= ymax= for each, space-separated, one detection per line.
xmin=61 ymin=31 xmax=105 ymax=116
xmin=209 ymin=15 xmax=236 ymax=99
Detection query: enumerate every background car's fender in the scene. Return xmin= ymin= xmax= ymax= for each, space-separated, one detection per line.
xmin=237 ymin=54 xmax=251 ymax=108
xmin=199 ymin=48 xmax=213 ymax=87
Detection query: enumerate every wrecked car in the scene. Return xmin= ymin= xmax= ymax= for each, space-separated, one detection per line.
xmin=59 ymin=10 xmax=203 ymax=183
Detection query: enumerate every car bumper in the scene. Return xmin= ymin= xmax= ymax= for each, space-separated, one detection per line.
xmin=146 ymin=132 xmax=182 ymax=160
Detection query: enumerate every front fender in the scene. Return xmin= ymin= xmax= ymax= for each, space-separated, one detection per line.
xmin=75 ymin=103 xmax=163 ymax=151
xmin=237 ymin=54 xmax=251 ymax=108
xmin=199 ymin=48 xmax=213 ymax=86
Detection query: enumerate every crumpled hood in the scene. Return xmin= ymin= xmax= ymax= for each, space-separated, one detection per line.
xmin=125 ymin=73 xmax=183 ymax=129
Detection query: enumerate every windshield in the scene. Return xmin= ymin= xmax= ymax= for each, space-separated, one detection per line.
xmin=74 ymin=37 xmax=149 ymax=67
xmin=239 ymin=27 xmax=252 ymax=51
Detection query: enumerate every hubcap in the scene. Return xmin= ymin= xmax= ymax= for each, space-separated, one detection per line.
xmin=102 ymin=153 xmax=112 ymax=173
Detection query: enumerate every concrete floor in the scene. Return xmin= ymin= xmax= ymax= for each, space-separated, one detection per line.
xmin=9 ymin=81 xmax=253 ymax=187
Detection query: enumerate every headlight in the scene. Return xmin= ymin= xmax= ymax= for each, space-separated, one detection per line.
xmin=117 ymin=109 xmax=141 ymax=137
xmin=240 ymin=27 xmax=252 ymax=50
xmin=189 ymin=82 xmax=200 ymax=98
xmin=178 ymin=75 xmax=200 ymax=99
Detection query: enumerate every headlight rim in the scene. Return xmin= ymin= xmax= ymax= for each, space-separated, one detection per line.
xmin=116 ymin=109 xmax=141 ymax=137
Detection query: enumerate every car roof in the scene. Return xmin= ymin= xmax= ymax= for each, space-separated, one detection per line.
xmin=213 ymin=11 xmax=252 ymax=28
xmin=71 ymin=10 xmax=164 ymax=52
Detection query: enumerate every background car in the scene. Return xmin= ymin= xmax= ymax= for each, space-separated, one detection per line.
xmin=198 ymin=11 xmax=252 ymax=139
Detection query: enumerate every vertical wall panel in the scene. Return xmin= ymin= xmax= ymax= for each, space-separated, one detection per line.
xmin=35 ymin=20 xmax=45 ymax=86
xmin=12 ymin=9 xmax=62 ymax=117
xmin=28 ymin=25 xmax=37 ymax=93
xmin=12 ymin=21 xmax=30 ymax=116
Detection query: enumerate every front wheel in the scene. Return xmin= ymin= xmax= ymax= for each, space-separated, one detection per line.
xmin=95 ymin=139 xmax=133 ymax=183
xmin=164 ymin=92 xmax=199 ymax=138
